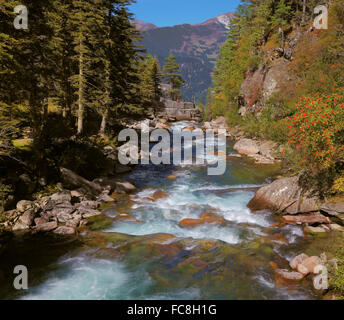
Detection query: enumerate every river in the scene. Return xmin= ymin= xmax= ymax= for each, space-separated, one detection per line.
xmin=0 ymin=122 xmax=325 ymax=300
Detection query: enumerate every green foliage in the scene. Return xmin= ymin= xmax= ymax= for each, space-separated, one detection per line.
xmin=0 ymin=184 xmax=13 ymax=213
xmin=329 ymin=238 xmax=344 ymax=297
xmin=162 ymin=54 xmax=184 ymax=101
xmin=138 ymin=55 xmax=162 ymax=111
xmin=331 ymin=176 xmax=344 ymax=195
xmin=33 ymin=184 xmax=59 ymax=199
xmin=0 ymin=0 xmax=145 ymax=141
xmin=281 ymin=88 xmax=344 ymax=171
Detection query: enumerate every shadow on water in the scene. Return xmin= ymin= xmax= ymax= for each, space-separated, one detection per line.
xmin=0 ymin=232 xmax=82 ymax=299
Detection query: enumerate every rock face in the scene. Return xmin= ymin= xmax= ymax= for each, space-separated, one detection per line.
xmin=238 ymin=31 xmax=299 ymax=116
xmin=248 ymin=176 xmax=318 ymax=214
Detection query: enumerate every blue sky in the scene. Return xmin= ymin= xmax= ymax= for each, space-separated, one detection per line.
xmin=129 ymin=0 xmax=241 ymax=27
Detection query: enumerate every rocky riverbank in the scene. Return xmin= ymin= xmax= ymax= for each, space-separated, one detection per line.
xmin=1 ymin=167 xmax=137 ymax=235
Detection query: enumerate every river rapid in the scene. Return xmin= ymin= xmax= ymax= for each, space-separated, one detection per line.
xmin=0 ymin=122 xmax=326 ymax=300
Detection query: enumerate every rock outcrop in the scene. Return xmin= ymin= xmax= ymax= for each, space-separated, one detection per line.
xmin=248 ymin=176 xmax=318 ymax=214
xmin=233 ymin=138 xmax=279 ymax=164
xmin=249 ymin=176 xmax=344 ymax=234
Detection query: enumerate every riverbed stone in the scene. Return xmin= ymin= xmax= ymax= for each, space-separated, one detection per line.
xmin=179 ymin=213 xmax=225 ymax=228
xmin=16 ymin=200 xmax=34 ymax=213
xmin=114 ymin=214 xmax=141 ymax=223
xmin=12 ymin=210 xmax=35 ymax=231
xmin=282 ymin=213 xmax=329 ymax=225
xmin=328 ymin=224 xmax=344 ymax=232
xmin=34 ymin=217 xmax=47 ymax=225
xmin=77 ymin=206 xmax=101 ymax=218
xmin=289 ymin=253 xmax=309 ymax=270
xmin=56 ymin=212 xmax=73 ymax=223
xmin=53 ymin=226 xmax=75 ymax=235
xmin=35 ymin=221 xmax=58 ymax=232
xmin=151 ymin=190 xmax=169 ymax=201
xmin=304 ymin=225 xmax=329 ymax=234
xmin=320 ymin=201 xmax=344 ymax=222
xmin=233 ymin=139 xmax=260 ymax=155
xmin=115 ymin=181 xmax=136 ymax=194
xmin=50 ymin=192 xmax=71 ymax=204
xmin=76 ymin=201 xmax=99 ymax=210
xmin=275 ymin=269 xmax=304 ymax=280
xmin=297 ymin=256 xmax=320 ymax=275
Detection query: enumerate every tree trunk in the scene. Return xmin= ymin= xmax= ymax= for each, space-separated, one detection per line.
xmin=99 ymin=109 xmax=108 ymax=136
xmin=77 ymin=39 xmax=84 ymax=135
xmin=302 ymin=0 xmax=307 ymax=23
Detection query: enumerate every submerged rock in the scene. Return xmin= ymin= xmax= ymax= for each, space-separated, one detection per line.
xmin=275 ymin=269 xmax=304 ymax=280
xmin=151 ymin=190 xmax=169 ymax=201
xmin=179 ymin=213 xmax=225 ymax=228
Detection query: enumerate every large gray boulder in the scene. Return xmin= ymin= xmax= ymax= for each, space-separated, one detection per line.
xmin=248 ymin=176 xmax=319 ymax=214
xmin=320 ymin=201 xmax=344 ymax=223
xmin=233 ymin=139 xmax=260 ymax=155
xmin=60 ymin=167 xmax=103 ymax=197
xmin=12 ymin=210 xmax=35 ymax=231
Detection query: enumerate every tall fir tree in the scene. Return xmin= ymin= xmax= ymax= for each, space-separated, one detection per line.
xmin=162 ymin=54 xmax=184 ymax=101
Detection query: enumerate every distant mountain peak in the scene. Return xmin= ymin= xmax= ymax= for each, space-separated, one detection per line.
xmin=137 ymin=12 xmax=234 ymax=102
xmin=133 ymin=19 xmax=158 ymax=31
xmin=198 ymin=12 xmax=233 ymax=28
xmin=216 ymin=13 xmax=232 ymax=29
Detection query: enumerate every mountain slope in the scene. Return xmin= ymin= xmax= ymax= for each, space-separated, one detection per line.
xmin=136 ymin=13 xmax=233 ymax=102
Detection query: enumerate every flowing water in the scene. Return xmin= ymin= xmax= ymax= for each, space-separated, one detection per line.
xmin=0 ymin=122 xmax=325 ymax=300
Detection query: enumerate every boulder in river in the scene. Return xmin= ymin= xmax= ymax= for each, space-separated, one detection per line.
xmin=151 ymin=190 xmax=169 ymax=201
xmin=179 ymin=213 xmax=225 ymax=228
xmin=296 ymin=256 xmax=321 ymax=275
xmin=248 ymin=176 xmax=319 ymax=214
xmin=290 ymin=253 xmax=309 ymax=270
xmin=115 ymin=181 xmax=136 ymax=194
xmin=233 ymin=139 xmax=260 ymax=155
xmin=320 ymin=201 xmax=344 ymax=223
xmin=282 ymin=214 xmax=330 ymax=225
xmin=275 ymin=268 xmax=304 ymax=280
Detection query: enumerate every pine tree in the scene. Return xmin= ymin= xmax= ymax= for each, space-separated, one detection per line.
xmin=47 ymin=0 xmax=75 ymax=123
xmin=138 ymin=55 xmax=162 ymax=113
xmin=162 ymin=54 xmax=184 ymax=101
